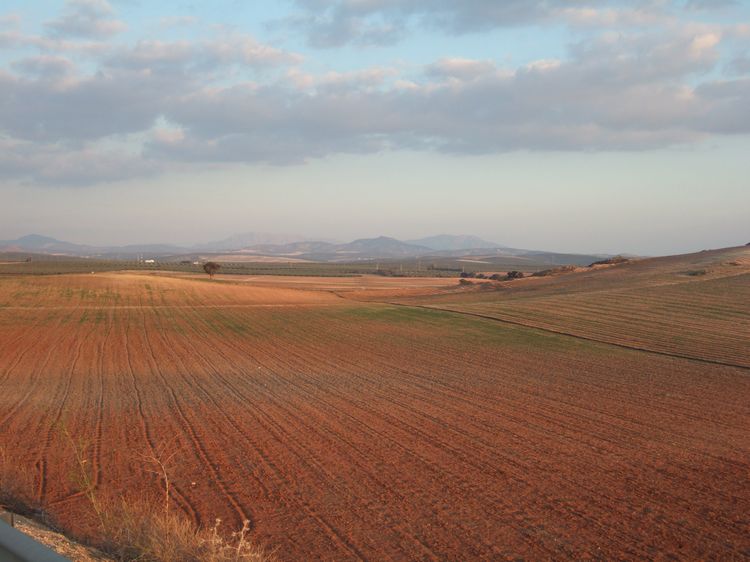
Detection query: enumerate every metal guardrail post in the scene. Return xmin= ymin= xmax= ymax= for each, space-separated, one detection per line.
xmin=0 ymin=519 xmax=70 ymax=562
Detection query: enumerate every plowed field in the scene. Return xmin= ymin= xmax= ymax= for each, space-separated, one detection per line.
xmin=0 ymin=269 xmax=748 ymax=560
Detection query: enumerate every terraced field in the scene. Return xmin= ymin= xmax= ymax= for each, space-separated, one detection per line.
xmin=0 ymin=266 xmax=748 ymax=560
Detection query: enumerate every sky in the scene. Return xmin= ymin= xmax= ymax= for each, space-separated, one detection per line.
xmin=1 ymin=0 xmax=749 ymax=255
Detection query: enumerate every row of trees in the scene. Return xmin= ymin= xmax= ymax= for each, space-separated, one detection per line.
xmin=460 ymin=270 xmax=525 ymax=281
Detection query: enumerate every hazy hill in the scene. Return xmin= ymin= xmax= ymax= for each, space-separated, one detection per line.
xmin=0 ymin=234 xmax=188 ymax=258
xmin=0 ymin=234 xmax=94 ymax=254
xmin=406 ymin=234 xmax=500 ymax=251
xmin=1 ymin=232 xmax=614 ymax=265
xmin=336 ymin=236 xmax=430 ymax=257
xmin=196 ymin=232 xmax=309 ymax=251
xmin=245 ymin=241 xmax=337 ymax=255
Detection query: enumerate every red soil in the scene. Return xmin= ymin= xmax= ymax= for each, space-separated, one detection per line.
xmin=0 ymin=271 xmax=748 ymax=560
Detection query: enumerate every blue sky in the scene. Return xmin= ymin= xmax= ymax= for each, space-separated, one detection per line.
xmin=1 ymin=0 xmax=749 ymax=254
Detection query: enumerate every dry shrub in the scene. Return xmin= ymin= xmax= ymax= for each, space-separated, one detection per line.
xmin=76 ymin=492 xmax=273 ymax=562
xmin=55 ymin=429 xmax=274 ymax=562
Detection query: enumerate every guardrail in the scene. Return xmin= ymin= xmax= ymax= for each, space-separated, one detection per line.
xmin=0 ymin=517 xmax=69 ymax=562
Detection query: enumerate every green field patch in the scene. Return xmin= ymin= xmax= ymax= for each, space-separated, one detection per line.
xmin=202 ymin=309 xmax=251 ymax=336
xmin=338 ymin=304 xmax=457 ymax=325
xmin=337 ymin=303 xmax=596 ymax=353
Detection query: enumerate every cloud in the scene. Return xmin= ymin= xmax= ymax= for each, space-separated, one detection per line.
xmin=142 ymin=28 xmax=743 ymax=165
xmin=104 ymin=36 xmax=301 ymax=73
xmin=731 ymin=55 xmax=750 ymax=74
xmin=45 ymin=0 xmax=126 ymax=39
xmin=0 ymin=64 xmax=178 ymax=143
xmin=11 ymin=55 xmax=75 ymax=79
xmin=426 ymin=58 xmax=498 ymax=80
xmin=561 ymin=6 xmax=668 ymax=27
xmin=284 ymin=1 xmax=676 ymax=47
xmin=0 ymin=138 xmax=160 ymax=186
xmin=1 ymin=1 xmax=749 ymax=186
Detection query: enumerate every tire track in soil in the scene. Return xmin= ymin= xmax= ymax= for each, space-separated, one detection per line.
xmin=184 ymin=307 xmax=510 ymax=560
xmin=302 ymin=310 xmax=750 ymax=540
xmin=49 ymin=310 xmax=115 ymax=507
xmin=198 ymin=308 xmax=606 ymax=558
xmin=146 ymin=306 xmax=263 ymax=529
xmin=138 ymin=306 xmax=250 ymax=529
xmin=164 ymin=303 xmax=373 ymax=561
xmin=250 ymin=333 xmax=635 ymax=558
xmin=4 ymin=274 xmax=747 ymax=560
xmin=0 ymin=325 xmax=64 ymax=430
xmin=326 ymin=322 xmax=747 ymax=469
xmin=216 ymin=306 xmax=748 ymax=556
xmin=170 ymin=304 xmax=394 ymax=558
xmin=37 ymin=321 xmax=91 ymax=503
xmin=121 ymin=310 xmax=199 ymax=526
xmin=0 ymin=326 xmax=67 ymax=503
xmin=91 ymin=313 xmax=113 ymax=490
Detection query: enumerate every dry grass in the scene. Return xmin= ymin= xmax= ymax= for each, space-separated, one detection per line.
xmin=58 ymin=431 xmax=275 ymax=562
xmin=96 ymin=496 xmax=271 ymax=562
xmin=1 ymin=436 xmax=273 ymax=562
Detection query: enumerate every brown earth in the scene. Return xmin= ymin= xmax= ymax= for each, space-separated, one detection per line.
xmin=0 ymin=259 xmax=748 ymax=560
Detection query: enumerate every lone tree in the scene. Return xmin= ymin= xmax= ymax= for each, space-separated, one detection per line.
xmin=203 ymin=261 xmax=221 ymax=278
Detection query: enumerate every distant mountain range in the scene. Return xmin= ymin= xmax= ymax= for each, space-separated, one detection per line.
xmin=0 ymin=233 xmax=611 ymax=265
xmin=193 ymin=232 xmax=315 ymax=250
xmin=406 ymin=235 xmax=501 ymax=251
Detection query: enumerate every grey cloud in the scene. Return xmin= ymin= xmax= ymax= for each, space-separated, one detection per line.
xmin=286 ymin=1 xmax=739 ymax=47
xmin=287 ymin=0 xmax=644 ymax=47
xmin=11 ymin=55 xmax=75 ymax=79
xmin=46 ymin=0 xmax=126 ymax=38
xmin=0 ymin=139 xmax=160 ymax=186
xmin=694 ymin=78 xmax=750 ymax=133
xmin=0 ymin=35 xmax=297 ymax=144
xmin=426 ymin=58 xmax=496 ymax=80
xmin=731 ymin=55 xmax=750 ymax=74
xmin=1 ymin=19 xmax=749 ymax=185
xmin=0 ymin=67 xmax=175 ymax=143
xmin=150 ymin=28 xmax=730 ymax=164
